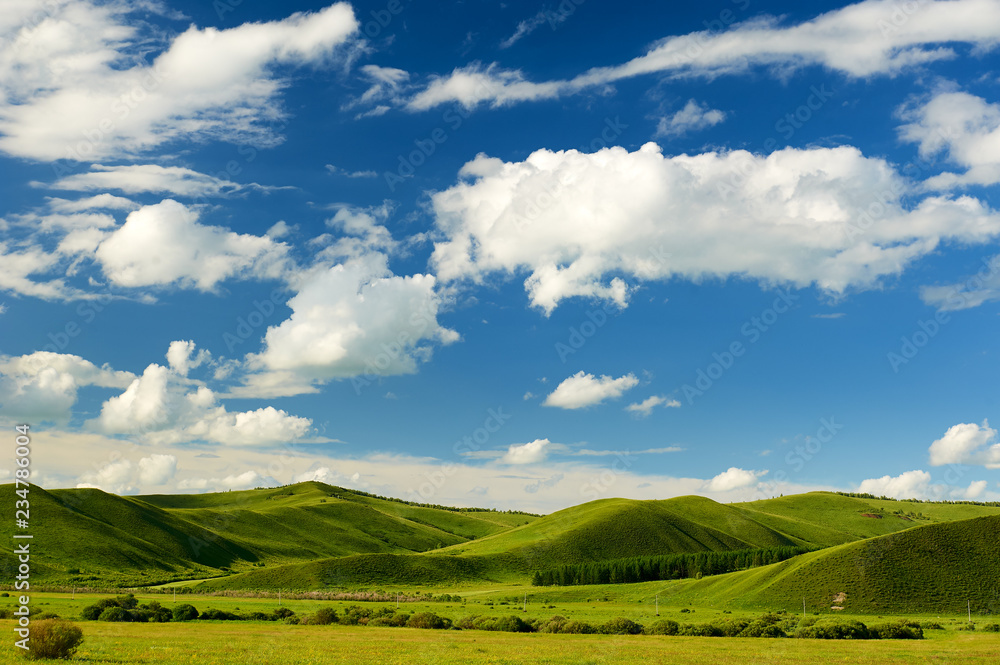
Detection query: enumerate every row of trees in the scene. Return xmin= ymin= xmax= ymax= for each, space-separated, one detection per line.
xmin=531 ymin=546 xmax=810 ymax=586
xmin=835 ymin=491 xmax=1000 ymax=507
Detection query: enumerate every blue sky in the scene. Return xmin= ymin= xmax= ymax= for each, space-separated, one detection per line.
xmin=2 ymin=0 xmax=1000 ymax=512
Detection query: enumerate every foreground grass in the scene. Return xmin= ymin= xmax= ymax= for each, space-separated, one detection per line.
xmin=1 ymin=621 xmax=997 ymax=665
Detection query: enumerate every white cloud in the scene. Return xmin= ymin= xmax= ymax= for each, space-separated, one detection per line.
xmin=165 ymin=340 xmax=210 ymax=376
xmin=179 ymin=470 xmax=277 ymax=492
xmin=502 ymin=438 xmax=552 ymax=465
xmin=45 ymin=194 xmax=138 ymax=213
xmin=500 ymin=11 xmax=567 ymax=49
xmin=704 ymin=467 xmax=766 ymax=492
xmin=0 ymin=2 xmax=360 ymax=161
xmin=241 ymin=252 xmax=458 ymax=397
xmin=899 ymin=90 xmax=1000 ymax=189
xmin=408 ymin=0 xmax=1000 ymax=110
xmin=0 ymin=240 xmax=87 ymax=301
xmin=78 ymin=459 xmax=135 ymax=494
xmin=94 ymin=345 xmax=312 ymax=446
xmin=920 ymin=254 xmax=1000 ymax=311
xmin=293 ymin=466 xmax=341 ymax=484
xmin=626 ymin=395 xmax=681 ymax=417
xmin=137 ymin=454 xmax=177 ymax=485
xmin=928 ymin=420 xmax=1000 ymax=468
xmin=408 ymin=62 xmax=561 ymax=110
xmin=0 ymin=351 xmax=134 ymax=422
xmin=857 ymin=469 xmax=932 ymax=499
xmin=49 ymin=164 xmax=251 ymax=197
xmin=543 ymin=371 xmax=639 ymax=409
xmin=431 ymin=142 xmax=1000 ymax=313
xmin=95 ymin=199 xmax=292 ymax=291
xmin=656 ymin=99 xmax=726 ymax=137
xmin=342 ymin=64 xmax=410 ymax=116
xmin=965 ymin=479 xmax=988 ymax=500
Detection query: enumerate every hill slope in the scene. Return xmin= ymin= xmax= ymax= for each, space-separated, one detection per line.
xmin=660 ymin=514 xmax=1000 ymax=614
xmin=0 ymin=481 xmax=538 ymax=586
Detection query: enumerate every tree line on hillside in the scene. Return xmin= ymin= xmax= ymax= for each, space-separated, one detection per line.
xmin=531 ymin=546 xmax=810 ymax=587
xmin=835 ymin=492 xmax=1000 ymax=506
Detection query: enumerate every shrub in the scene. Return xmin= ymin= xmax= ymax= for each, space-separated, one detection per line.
xmin=981 ymin=623 xmax=1000 ymax=633
xmin=795 ymin=619 xmax=871 ymax=640
xmin=713 ymin=619 xmax=750 ymax=637
xmin=600 ymin=617 xmax=643 ymax=635
xmin=172 ymin=604 xmax=199 ymax=622
xmin=407 ymin=612 xmax=451 ymax=630
xmin=97 ymin=607 xmax=128 ymax=622
xmin=23 ymin=619 xmax=83 ymax=660
xmin=81 ymin=598 xmax=119 ymax=621
xmin=538 ymin=616 xmax=569 ymax=633
xmin=738 ymin=620 xmax=787 ymax=638
xmin=199 ymin=609 xmax=241 ymax=621
xmin=307 ymin=608 xmax=338 ymax=626
xmin=644 ymin=619 xmax=679 ymax=636
xmin=919 ymin=621 xmax=944 ymax=630
xmin=283 ymin=616 xmax=300 ymax=625
xmin=273 ymin=607 xmax=295 ymax=619
xmin=678 ymin=623 xmax=722 ymax=637
xmin=115 ymin=594 xmax=138 ymax=610
xmin=559 ymin=620 xmax=596 ymax=634
xmin=33 ymin=612 xmax=60 ymax=621
xmin=337 ymin=605 xmax=370 ymax=626
xmin=369 ymin=612 xmax=409 ymax=627
xmin=869 ymin=621 xmax=923 ymax=640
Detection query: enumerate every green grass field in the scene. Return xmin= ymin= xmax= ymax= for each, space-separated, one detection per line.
xmin=3 ymin=591 xmax=998 ymax=664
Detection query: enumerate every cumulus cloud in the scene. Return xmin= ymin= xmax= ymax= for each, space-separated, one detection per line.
xmin=137 ymin=454 xmax=177 ymax=485
xmin=165 ymin=340 xmax=210 ymax=376
xmin=94 ymin=343 xmax=312 ymax=446
xmin=78 ymin=459 xmax=135 ymax=494
xmin=430 ymin=142 xmax=1000 ymax=313
xmin=543 ymin=372 xmax=639 ymax=409
xmin=626 ymin=395 xmax=681 ymax=417
xmin=49 ymin=164 xmax=254 ymax=197
xmin=704 ymin=467 xmax=766 ymax=492
xmin=0 ymin=2 xmax=360 ymax=161
xmin=928 ymin=421 xmax=1000 ymax=468
xmin=502 ymin=438 xmax=552 ymax=465
xmin=408 ymin=0 xmax=1000 ymax=110
xmin=95 ymin=199 xmax=292 ymax=291
xmin=920 ymin=254 xmax=1000 ymax=311
xmin=899 ymin=90 xmax=1000 ymax=189
xmin=857 ymin=469 xmax=933 ymax=499
xmin=241 ymin=252 xmax=458 ymax=397
xmin=0 ymin=351 xmax=134 ymax=422
xmin=656 ymin=100 xmax=726 ymax=137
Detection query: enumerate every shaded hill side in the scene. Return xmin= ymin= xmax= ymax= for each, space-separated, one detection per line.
xmin=437 ymin=496 xmax=802 ymax=570
xmin=660 ymin=515 xmax=1000 ymax=614
xmin=729 ymin=492 xmax=1000 ymax=547
xmin=0 ymin=481 xmax=540 ymax=586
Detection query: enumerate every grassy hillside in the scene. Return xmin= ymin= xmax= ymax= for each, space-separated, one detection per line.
xmin=0 ymin=481 xmax=539 ymax=586
xmin=659 ymin=514 xmax=1000 ymax=614
xmin=434 ymin=496 xmax=800 ymax=571
xmin=729 ymin=492 xmax=1000 ymax=547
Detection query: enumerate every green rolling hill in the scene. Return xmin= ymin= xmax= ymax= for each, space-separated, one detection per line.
xmin=4 ymin=481 xmax=999 ymax=611
xmin=657 ymin=514 xmax=1000 ymax=615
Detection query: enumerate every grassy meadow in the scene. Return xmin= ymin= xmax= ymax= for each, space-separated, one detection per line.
xmin=3 ymin=591 xmax=999 ymax=664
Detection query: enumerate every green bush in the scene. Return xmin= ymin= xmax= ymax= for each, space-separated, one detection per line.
xmin=537 ymin=616 xmax=568 ymax=633
xmin=172 ymin=604 xmax=199 ymax=622
xmin=713 ymin=619 xmax=750 ymax=637
xmin=115 ymin=594 xmax=138 ymax=610
xmin=307 ymin=608 xmax=338 ymax=626
xmin=337 ymin=605 xmax=370 ymax=626
xmin=33 ymin=612 xmax=60 ymax=621
xmin=738 ymin=620 xmax=786 ymax=638
xmin=369 ymin=612 xmax=409 ymax=627
xmin=678 ymin=623 xmax=722 ymax=637
xmin=23 ymin=619 xmax=83 ymax=660
xmin=559 ymin=620 xmax=596 ymax=634
xmin=407 ymin=612 xmax=451 ymax=630
xmin=81 ymin=598 xmax=120 ymax=621
xmin=982 ymin=623 xmax=1000 ymax=632
xmin=97 ymin=607 xmax=128 ymax=622
xmin=869 ymin=621 xmax=923 ymax=640
xmin=795 ymin=619 xmax=871 ymax=640
xmin=273 ymin=607 xmax=295 ymax=619
xmin=599 ymin=617 xmax=643 ymax=635
xmin=199 ymin=609 xmax=241 ymax=621
xmin=644 ymin=619 xmax=679 ymax=635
